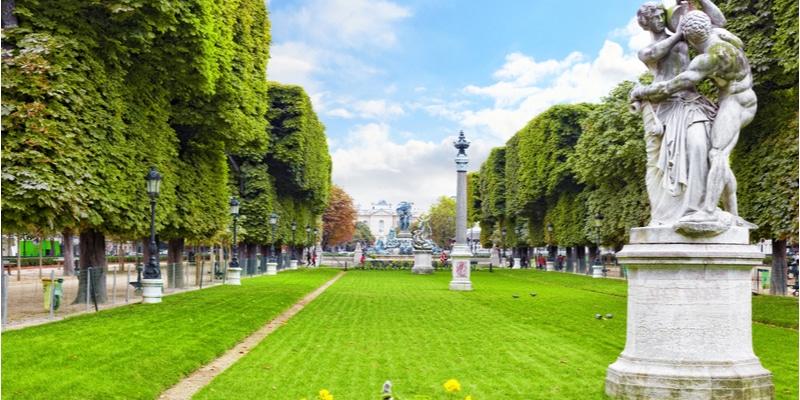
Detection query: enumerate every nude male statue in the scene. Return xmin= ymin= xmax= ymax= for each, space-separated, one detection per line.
xmin=633 ymin=1 xmax=720 ymax=226
xmin=631 ymin=10 xmax=756 ymax=225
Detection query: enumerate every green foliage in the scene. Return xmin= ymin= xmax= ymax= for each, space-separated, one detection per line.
xmin=721 ymin=0 xmax=799 ymax=242
xmin=426 ymin=196 xmax=457 ymax=249
xmin=234 ymin=82 xmax=331 ymax=247
xmin=2 ymin=0 xmax=273 ymax=247
xmin=509 ymin=104 xmax=593 ymax=246
xmin=717 ymin=0 xmax=798 ymax=91
xmin=348 ymin=221 xmax=375 ymax=249
xmin=572 ymin=80 xmax=650 ymax=247
xmin=467 ymin=171 xmax=482 ymax=225
xmin=479 ymin=147 xmax=507 ymax=226
xmin=732 ymin=88 xmax=799 ymax=240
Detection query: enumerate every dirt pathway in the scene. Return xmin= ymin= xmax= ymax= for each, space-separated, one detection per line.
xmin=158 ymin=271 xmax=345 ymax=399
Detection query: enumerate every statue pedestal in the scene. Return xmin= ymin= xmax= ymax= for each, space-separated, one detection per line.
xmin=513 ymin=257 xmax=521 ymax=269
xmin=411 ymin=250 xmax=434 ymax=274
xmin=226 ymin=267 xmax=242 ymax=285
xmin=606 ymin=227 xmax=773 ymax=399
xmin=592 ymin=264 xmax=604 ymax=278
xmin=546 ymin=261 xmax=555 ymax=271
xmin=289 ymin=260 xmax=298 ymax=270
xmin=449 ymin=244 xmax=472 ymax=291
xmin=141 ymin=279 xmax=163 ymax=304
xmin=266 ymin=262 xmax=277 ymax=275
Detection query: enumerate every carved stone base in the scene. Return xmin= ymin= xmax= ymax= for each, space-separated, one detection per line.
xmin=411 ymin=250 xmax=434 ymax=274
xmin=449 ymin=244 xmax=472 ymax=291
xmin=607 ymin=227 xmax=773 ymax=399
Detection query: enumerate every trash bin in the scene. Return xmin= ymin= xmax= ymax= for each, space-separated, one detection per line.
xmin=42 ymin=278 xmax=64 ymax=311
xmin=53 ymin=278 xmax=63 ymax=310
xmin=759 ymin=268 xmax=770 ymax=290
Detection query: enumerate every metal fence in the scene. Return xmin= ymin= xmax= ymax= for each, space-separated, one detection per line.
xmin=0 ymin=257 xmax=298 ymax=331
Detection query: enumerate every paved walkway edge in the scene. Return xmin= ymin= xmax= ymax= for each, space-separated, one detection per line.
xmin=159 ymin=271 xmax=346 ymax=399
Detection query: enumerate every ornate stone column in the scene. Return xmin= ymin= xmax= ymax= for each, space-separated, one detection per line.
xmin=449 ymin=131 xmax=472 ymax=291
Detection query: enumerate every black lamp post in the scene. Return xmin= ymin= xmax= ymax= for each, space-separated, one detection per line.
xmin=514 ymin=225 xmax=521 ymax=261
xmin=306 ymin=224 xmax=311 ymax=264
xmin=269 ymin=213 xmax=278 ymax=263
xmin=291 ymin=221 xmax=297 ymax=261
xmin=594 ymin=212 xmax=604 ymax=267
xmin=144 ymin=166 xmax=162 ymax=279
xmin=313 ymin=227 xmax=318 ymax=266
xmin=547 ymin=222 xmax=554 ymax=262
xmin=229 ymin=197 xmax=240 ymax=270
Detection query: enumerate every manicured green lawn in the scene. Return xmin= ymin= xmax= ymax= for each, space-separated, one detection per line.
xmin=1 ymin=269 xmax=340 ymax=400
xmin=3 ymin=268 xmax=796 ymax=399
xmin=194 ymin=270 xmax=798 ymax=399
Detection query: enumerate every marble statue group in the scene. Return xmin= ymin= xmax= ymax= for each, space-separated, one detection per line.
xmin=629 ymin=0 xmax=756 ymax=237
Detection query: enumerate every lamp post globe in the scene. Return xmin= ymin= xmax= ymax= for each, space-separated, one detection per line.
xmin=269 ymin=213 xmax=278 ymax=263
xmin=144 ymin=166 xmax=162 ymax=279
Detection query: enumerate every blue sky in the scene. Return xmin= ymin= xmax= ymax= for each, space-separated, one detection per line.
xmin=265 ymin=0 xmax=678 ymax=213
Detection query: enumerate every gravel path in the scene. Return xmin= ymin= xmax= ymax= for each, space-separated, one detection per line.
xmin=158 ymin=271 xmax=345 ymax=399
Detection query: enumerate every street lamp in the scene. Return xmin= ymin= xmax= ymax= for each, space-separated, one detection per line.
xmin=313 ymin=227 xmax=319 ymax=266
xmin=514 ymin=225 xmax=521 ymax=263
xmin=306 ymin=224 xmax=311 ymax=265
xmin=291 ymin=221 xmax=297 ymax=260
xmin=269 ymin=213 xmax=278 ymax=263
xmin=144 ymin=166 xmax=162 ymax=279
xmin=593 ymin=212 xmax=604 ymax=278
xmin=229 ymin=197 xmax=240 ymax=271
xmin=547 ymin=222 xmax=554 ymax=262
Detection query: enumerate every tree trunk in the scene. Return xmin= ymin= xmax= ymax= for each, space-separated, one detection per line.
xmin=167 ymin=238 xmax=185 ymax=288
xmin=576 ymin=246 xmax=586 ymax=273
xmin=61 ymin=232 xmax=75 ymax=276
xmin=769 ymin=239 xmax=787 ymax=296
xmin=73 ymin=229 xmax=107 ymax=304
xmin=565 ymin=246 xmax=574 ymax=272
xmin=588 ymin=245 xmax=599 ymax=275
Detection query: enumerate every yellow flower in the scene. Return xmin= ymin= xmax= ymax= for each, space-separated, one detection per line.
xmin=318 ymin=389 xmax=333 ymax=400
xmin=444 ymin=379 xmax=461 ymax=392
xmin=465 ymin=396 xmax=472 ymax=400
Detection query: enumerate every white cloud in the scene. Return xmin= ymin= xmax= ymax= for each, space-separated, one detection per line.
xmin=420 ymin=40 xmax=646 ymax=141
xmin=272 ymin=0 xmax=411 ymax=50
xmin=331 ymin=124 xmax=490 ymax=212
xmin=267 ymin=42 xmax=323 ymax=92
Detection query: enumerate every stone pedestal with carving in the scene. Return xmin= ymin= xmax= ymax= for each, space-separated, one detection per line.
xmin=412 ymin=250 xmax=434 ymax=274
xmin=226 ymin=267 xmax=242 ymax=285
xmin=449 ymin=244 xmax=472 ymax=291
xmin=141 ymin=278 xmax=163 ymax=304
xmin=606 ymin=226 xmax=773 ymax=399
